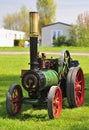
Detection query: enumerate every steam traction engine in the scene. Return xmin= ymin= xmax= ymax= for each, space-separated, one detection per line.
xmin=6 ymin=12 xmax=85 ymax=119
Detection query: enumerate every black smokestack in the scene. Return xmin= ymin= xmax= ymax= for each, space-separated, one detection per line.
xmin=29 ymin=12 xmax=39 ymax=69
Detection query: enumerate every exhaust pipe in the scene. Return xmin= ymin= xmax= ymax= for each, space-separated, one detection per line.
xmin=29 ymin=12 xmax=39 ymax=69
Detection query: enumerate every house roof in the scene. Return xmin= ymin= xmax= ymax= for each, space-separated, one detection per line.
xmin=42 ymin=22 xmax=72 ymax=28
xmin=0 ymin=28 xmax=25 ymax=34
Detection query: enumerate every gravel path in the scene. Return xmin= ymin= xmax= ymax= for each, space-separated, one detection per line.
xmin=0 ymin=51 xmax=89 ymax=56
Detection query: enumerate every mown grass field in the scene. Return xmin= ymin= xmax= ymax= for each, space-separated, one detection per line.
xmin=0 ymin=45 xmax=89 ymax=52
xmin=0 ymin=47 xmax=89 ymax=130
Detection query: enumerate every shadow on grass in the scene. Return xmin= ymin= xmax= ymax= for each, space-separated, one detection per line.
xmin=84 ymin=73 xmax=89 ymax=88
xmin=20 ymin=111 xmax=49 ymax=121
xmin=0 ymin=101 xmax=8 ymax=118
xmin=83 ymin=73 xmax=89 ymax=107
xmin=70 ymin=125 xmax=89 ymax=130
xmin=0 ymin=74 xmax=21 ymax=83
xmin=0 ymin=99 xmax=49 ymax=122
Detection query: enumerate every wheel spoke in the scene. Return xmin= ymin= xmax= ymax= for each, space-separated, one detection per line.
xmin=76 ymin=79 xmax=82 ymax=85
xmin=53 ymin=89 xmax=61 ymax=117
xmin=13 ymin=104 xmax=18 ymax=114
xmin=12 ymin=90 xmax=20 ymax=103
xmin=13 ymin=89 xmax=18 ymax=97
xmin=76 ymin=94 xmax=80 ymax=105
xmin=53 ymin=98 xmax=59 ymax=109
xmin=12 ymin=97 xmax=19 ymax=103
xmin=75 ymin=69 xmax=84 ymax=106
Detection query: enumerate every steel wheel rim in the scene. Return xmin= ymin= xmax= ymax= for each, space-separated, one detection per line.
xmin=74 ymin=69 xmax=84 ymax=106
xmin=11 ymin=87 xmax=22 ymax=115
xmin=53 ymin=88 xmax=62 ymax=118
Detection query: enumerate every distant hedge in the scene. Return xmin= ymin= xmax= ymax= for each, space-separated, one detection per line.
xmin=53 ymin=35 xmax=76 ymax=46
xmin=14 ymin=39 xmax=25 ymax=47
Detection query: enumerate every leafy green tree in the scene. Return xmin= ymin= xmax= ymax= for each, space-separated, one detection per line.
xmin=36 ymin=0 xmax=56 ymax=34
xmin=66 ymin=25 xmax=77 ymax=46
xmin=76 ymin=11 xmax=89 ymax=46
xmin=65 ymin=11 xmax=89 ymax=47
xmin=3 ymin=6 xmax=29 ymax=38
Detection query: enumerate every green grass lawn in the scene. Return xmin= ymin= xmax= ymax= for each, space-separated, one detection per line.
xmin=0 ymin=46 xmax=89 ymax=52
xmin=0 ymin=53 xmax=89 ymax=130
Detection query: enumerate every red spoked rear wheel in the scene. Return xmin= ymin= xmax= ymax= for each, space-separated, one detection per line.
xmin=66 ymin=67 xmax=84 ymax=107
xmin=6 ymin=84 xmax=23 ymax=116
xmin=47 ymin=86 xmax=62 ymax=119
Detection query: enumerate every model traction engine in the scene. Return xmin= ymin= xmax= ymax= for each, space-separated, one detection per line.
xmin=6 ymin=12 xmax=85 ymax=119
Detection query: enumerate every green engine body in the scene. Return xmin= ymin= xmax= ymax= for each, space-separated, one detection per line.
xmin=42 ymin=70 xmax=58 ymax=87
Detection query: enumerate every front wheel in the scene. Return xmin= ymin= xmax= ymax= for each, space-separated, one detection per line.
xmin=47 ymin=86 xmax=62 ymax=119
xmin=6 ymin=84 xmax=23 ymax=116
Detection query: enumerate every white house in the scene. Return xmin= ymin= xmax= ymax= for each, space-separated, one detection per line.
xmin=0 ymin=28 xmax=26 ymax=47
xmin=41 ymin=22 xmax=72 ymax=46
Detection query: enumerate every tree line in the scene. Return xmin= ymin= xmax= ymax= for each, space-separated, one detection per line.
xmin=53 ymin=11 xmax=89 ymax=47
xmin=3 ymin=0 xmax=56 ymax=39
xmin=3 ymin=0 xmax=89 ymax=46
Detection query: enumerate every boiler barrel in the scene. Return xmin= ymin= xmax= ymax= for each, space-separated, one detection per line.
xmin=42 ymin=70 xmax=59 ymax=87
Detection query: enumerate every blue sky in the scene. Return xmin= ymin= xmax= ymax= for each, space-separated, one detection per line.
xmin=0 ymin=0 xmax=89 ymax=27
